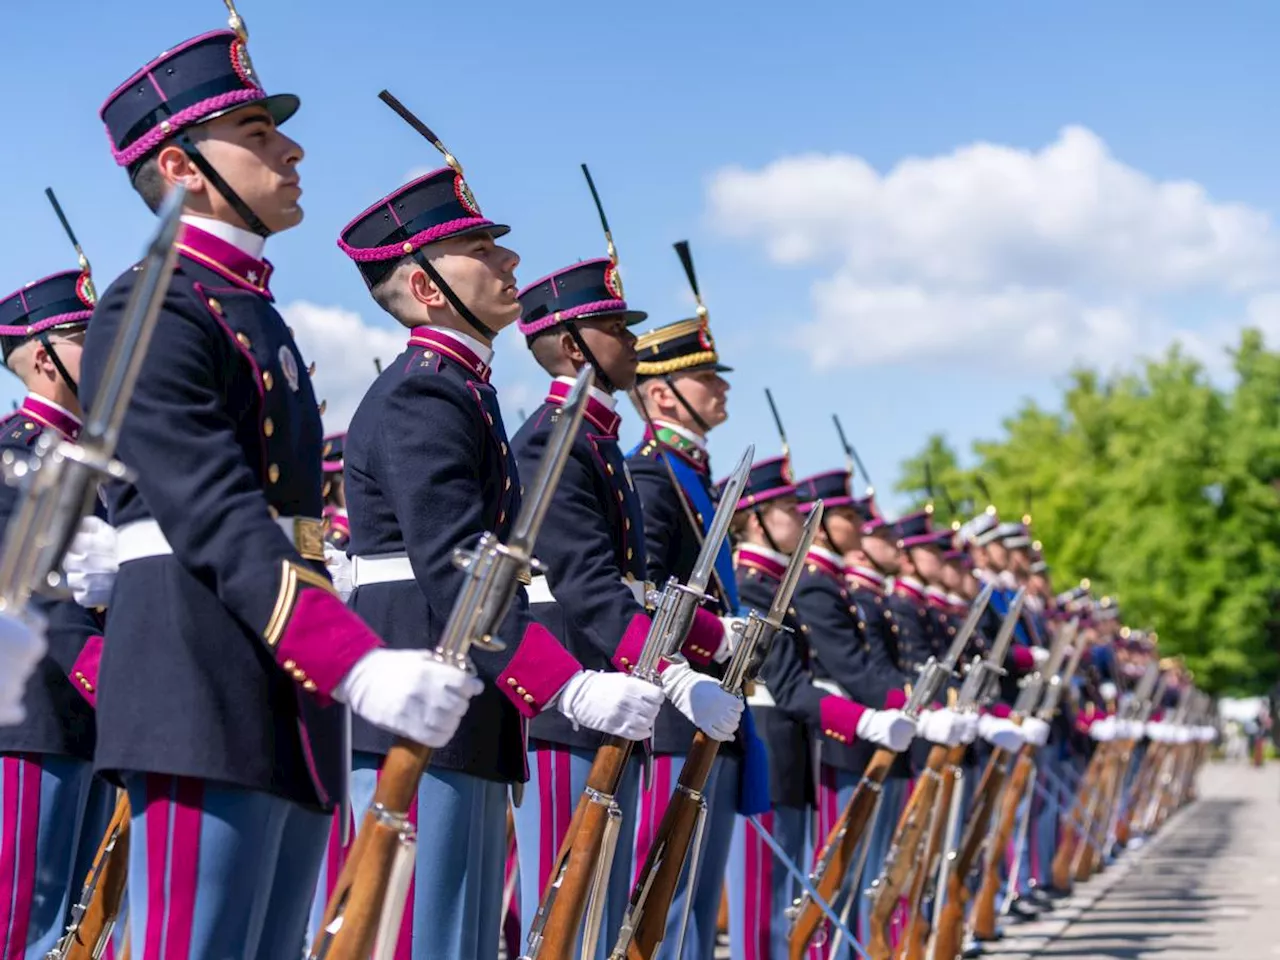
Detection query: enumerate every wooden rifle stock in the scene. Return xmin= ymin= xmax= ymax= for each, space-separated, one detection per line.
xmin=899 ymin=745 xmax=965 ymax=960
xmin=971 ymin=744 xmax=1035 ymax=940
xmin=933 ymin=746 xmax=1009 ymax=960
xmin=614 ymin=732 xmax=720 ymax=960
xmin=866 ymin=745 xmax=948 ymax=960
xmin=786 ymin=747 xmax=895 ymax=960
xmin=309 ymin=739 xmax=432 ymax=960
xmin=1051 ymin=743 xmax=1104 ymax=891
xmin=524 ymin=736 xmax=635 ymax=959
xmin=59 ymin=791 xmax=131 ymax=960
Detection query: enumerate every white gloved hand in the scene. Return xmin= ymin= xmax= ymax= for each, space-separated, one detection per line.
xmin=324 ymin=543 xmax=354 ymax=602
xmin=917 ymin=708 xmax=966 ymax=747
xmin=660 ymin=660 xmax=743 ymax=741
xmin=1198 ymin=725 xmax=1218 ymax=743
xmin=334 ymin=649 xmax=483 ymax=747
xmin=0 ymin=610 xmax=47 ymax=725
xmin=1144 ymin=721 xmax=1166 ymax=742
xmin=1090 ymin=716 xmax=1117 ymax=742
xmin=1022 ymin=717 xmax=1051 ymax=748
xmin=1030 ymin=646 xmax=1051 ymax=669
xmin=1099 ymin=681 xmax=1118 ymax=703
xmin=856 ymin=708 xmax=918 ymax=752
xmin=956 ymin=711 xmax=980 ymax=744
xmin=63 ymin=516 xmax=118 ymax=608
xmin=1175 ymin=725 xmax=1192 ymax=744
xmin=556 ymin=670 xmax=663 ymax=740
xmin=978 ymin=714 xmax=1025 ymax=752
xmin=712 ymin=617 xmax=748 ymax=665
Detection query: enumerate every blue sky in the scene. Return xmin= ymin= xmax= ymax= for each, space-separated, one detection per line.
xmin=4 ymin=1 xmax=1278 ymax=513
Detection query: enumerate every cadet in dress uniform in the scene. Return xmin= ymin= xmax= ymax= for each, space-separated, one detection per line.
xmin=0 ymin=271 xmax=115 ymax=959
xmin=789 ymin=470 xmax=920 ymax=956
xmin=627 ymin=313 xmax=750 ymax=960
xmin=510 ymin=256 xmax=733 ymax=958
xmin=86 ymin=26 xmax=479 ymax=957
xmin=336 ymin=169 xmax=662 ymax=959
xmin=321 ymin=433 xmax=349 ymax=550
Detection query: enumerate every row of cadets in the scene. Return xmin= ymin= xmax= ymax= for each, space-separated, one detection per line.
xmin=320 ymin=432 xmax=349 ymax=550
xmin=70 ymin=20 xmax=487 ymax=958
xmin=725 ymin=458 xmax=917 ymax=960
xmin=331 ymin=135 xmax=668 ymax=956
xmin=788 ymin=468 xmax=920 ymax=956
xmin=509 ymin=224 xmax=741 ymax=954
xmin=0 ymin=252 xmax=117 ymax=957
xmin=624 ymin=282 xmax=751 ymax=960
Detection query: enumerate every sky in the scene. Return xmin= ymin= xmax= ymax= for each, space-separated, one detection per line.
xmin=3 ymin=1 xmax=1279 ymax=513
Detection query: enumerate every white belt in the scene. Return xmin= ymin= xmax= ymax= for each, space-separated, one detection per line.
xmin=117 ymin=516 xmax=322 ymax=564
xmin=350 ymin=552 xmax=414 ymax=586
xmin=527 ymin=574 xmax=648 ymax=607
xmin=746 ymin=683 xmax=777 ymax=708
xmin=813 ymin=678 xmax=851 ymax=700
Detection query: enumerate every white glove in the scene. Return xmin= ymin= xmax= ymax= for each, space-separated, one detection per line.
xmin=0 ymin=610 xmax=46 ymax=725
xmin=1099 ymin=681 xmax=1118 ymax=703
xmin=333 ymin=649 xmax=483 ymax=747
xmin=856 ymin=708 xmax=918 ymax=751
xmin=324 ymin=544 xmax=354 ymax=602
xmin=956 ymin=711 xmax=980 ymax=744
xmin=712 ymin=617 xmax=747 ymax=665
xmin=1198 ymin=725 xmax=1218 ymax=743
xmin=1090 ymin=716 xmax=1117 ymax=742
xmin=1022 ymin=717 xmax=1051 ymax=748
xmin=556 ymin=670 xmax=663 ymax=740
xmin=63 ymin=516 xmax=118 ymax=608
xmin=1175 ymin=725 xmax=1192 ymax=744
xmin=917 ymin=708 xmax=966 ymax=747
xmin=1030 ymin=646 xmax=1051 ymax=669
xmin=1144 ymin=721 xmax=1167 ymax=742
xmin=978 ymin=714 xmax=1025 ymax=752
xmin=660 ymin=660 xmax=743 ymax=741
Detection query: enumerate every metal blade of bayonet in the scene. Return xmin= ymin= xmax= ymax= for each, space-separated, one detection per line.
xmin=686 ymin=445 xmax=753 ymax=596
xmin=506 ymin=367 xmax=592 ymax=554
xmin=765 ymin=502 xmax=823 ymax=626
xmin=1129 ymin=662 xmax=1159 ymax=718
xmin=988 ymin=586 xmax=1028 ymax=667
xmin=943 ymin=581 xmax=995 ymax=669
xmin=89 ymin=185 xmax=186 ymax=453
xmin=1141 ymin=673 xmax=1168 ymax=724
xmin=1038 ymin=618 xmax=1074 ymax=686
xmin=1055 ymin=619 xmax=1084 ymax=686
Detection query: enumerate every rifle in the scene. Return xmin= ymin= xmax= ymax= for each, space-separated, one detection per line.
xmin=308 ymin=368 xmax=593 ymax=960
xmin=928 ymin=587 xmax=1031 ymax=960
xmin=1115 ymin=672 xmax=1168 ymax=847
xmin=786 ymin=583 xmax=997 ymax=960
xmin=520 ymin=447 xmax=755 ymax=960
xmin=36 ymin=189 xmax=187 ymax=960
xmin=969 ymin=618 xmax=1078 ymax=940
xmin=609 ymin=499 xmax=823 ymax=960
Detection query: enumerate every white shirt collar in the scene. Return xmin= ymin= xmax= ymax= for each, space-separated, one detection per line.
xmin=946 ymin=591 xmax=966 ymax=605
xmin=898 ymin=575 xmax=927 ymax=592
xmin=653 ymin=418 xmax=707 ymax=451
xmin=554 ymin=375 xmax=616 ymax=411
xmin=181 ymin=214 xmax=266 ymax=260
xmin=740 ymin=543 xmax=790 ymax=566
xmin=809 ymin=544 xmax=845 ymax=568
xmin=848 ymin=564 xmax=884 ymax=586
xmin=31 ymin=395 xmax=81 ymax=424
xmin=428 ymin=325 xmax=495 ymax=367
xmin=997 ymin=570 xmax=1018 ymax=589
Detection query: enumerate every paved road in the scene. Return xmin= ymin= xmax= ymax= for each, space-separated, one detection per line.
xmin=984 ymin=759 xmax=1280 ymax=959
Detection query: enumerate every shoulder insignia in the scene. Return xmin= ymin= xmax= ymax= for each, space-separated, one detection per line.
xmin=5 ymin=420 xmax=41 ymax=447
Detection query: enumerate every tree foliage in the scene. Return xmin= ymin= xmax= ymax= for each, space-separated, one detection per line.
xmin=895 ymin=328 xmax=1280 ymax=695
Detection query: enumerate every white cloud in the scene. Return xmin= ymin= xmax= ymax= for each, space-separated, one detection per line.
xmin=281 ymin=300 xmax=405 ymax=432
xmin=706 ymin=125 xmax=1280 ymax=373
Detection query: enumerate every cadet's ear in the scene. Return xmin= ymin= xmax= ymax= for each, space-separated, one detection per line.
xmin=155 ymin=142 xmax=205 ymax=197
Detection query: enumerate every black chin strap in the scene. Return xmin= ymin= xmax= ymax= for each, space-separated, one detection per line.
xmin=412 ymin=250 xmax=496 ymax=341
xmin=178 ymin=134 xmax=272 ymax=238
xmin=563 ymin=321 xmax=615 ymax=394
xmin=752 ymin=505 xmax=782 ymax=554
xmin=663 ymin=374 xmax=710 ymax=434
xmin=37 ymin=334 xmax=78 ymax=399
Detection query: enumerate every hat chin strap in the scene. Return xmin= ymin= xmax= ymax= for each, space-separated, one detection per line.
xmin=412 ymin=250 xmax=496 ymax=341
xmin=662 ymin=374 xmax=711 ymax=434
xmin=752 ymin=505 xmax=782 ymax=555
xmin=563 ymin=321 xmax=615 ymax=394
xmin=178 ymin=134 xmax=272 ymax=239
xmin=37 ymin=333 xmax=78 ymax=400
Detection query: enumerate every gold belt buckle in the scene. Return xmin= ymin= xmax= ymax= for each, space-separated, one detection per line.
xmin=293 ymin=516 xmax=326 ymax=562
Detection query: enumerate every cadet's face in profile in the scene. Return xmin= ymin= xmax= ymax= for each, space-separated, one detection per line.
xmin=862 ymin=530 xmax=901 ymax=573
xmin=573 ymin=315 xmax=639 ymax=391
xmin=198 ymin=105 xmax=305 ymax=232
xmin=911 ymin=545 xmax=944 ymax=583
xmin=761 ymin=497 xmax=804 ymax=555
xmin=428 ymin=231 xmax=522 ymax=331
xmin=671 ymin=370 xmax=729 ymax=430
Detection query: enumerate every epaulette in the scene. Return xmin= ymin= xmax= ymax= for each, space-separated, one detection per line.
xmin=1 ymin=417 xmax=42 ymax=448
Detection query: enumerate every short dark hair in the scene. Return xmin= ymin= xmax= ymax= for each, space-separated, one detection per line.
xmin=130 ymin=124 xmax=208 ymax=213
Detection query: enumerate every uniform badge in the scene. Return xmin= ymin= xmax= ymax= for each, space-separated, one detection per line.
xmin=454 ymin=176 xmax=482 ymax=217
xmin=780 ymin=456 xmax=794 ymax=485
xmin=230 ymin=38 xmax=261 ymax=90
xmin=279 ymin=345 xmax=300 ymax=392
xmin=604 ymin=262 xmax=625 ymax=300
xmin=75 ymin=271 xmax=96 ymax=307
xmin=697 ymin=318 xmax=715 ymax=352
